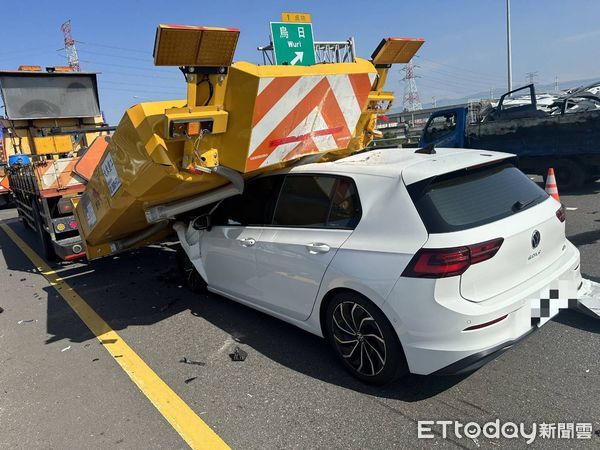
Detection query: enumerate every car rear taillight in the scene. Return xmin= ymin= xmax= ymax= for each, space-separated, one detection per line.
xmin=57 ymin=197 xmax=74 ymax=214
xmin=469 ymin=238 xmax=504 ymax=264
xmin=402 ymin=238 xmax=504 ymax=278
xmin=556 ymin=205 xmax=566 ymax=223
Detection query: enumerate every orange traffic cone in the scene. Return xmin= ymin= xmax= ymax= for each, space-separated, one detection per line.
xmin=545 ymin=168 xmax=560 ymax=202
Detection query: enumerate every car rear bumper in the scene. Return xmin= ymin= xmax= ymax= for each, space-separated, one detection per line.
xmin=383 ymin=240 xmax=581 ymax=375
xmin=433 ymin=326 xmax=537 ymax=375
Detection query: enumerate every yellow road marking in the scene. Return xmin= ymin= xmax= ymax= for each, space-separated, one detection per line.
xmin=1 ymin=223 xmax=229 ymax=450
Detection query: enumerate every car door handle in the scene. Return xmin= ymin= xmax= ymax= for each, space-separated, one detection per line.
xmin=306 ymin=243 xmax=331 ymax=254
xmin=239 ymin=237 xmax=256 ymax=247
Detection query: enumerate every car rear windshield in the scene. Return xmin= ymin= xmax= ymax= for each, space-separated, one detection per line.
xmin=408 ymin=162 xmax=548 ymax=233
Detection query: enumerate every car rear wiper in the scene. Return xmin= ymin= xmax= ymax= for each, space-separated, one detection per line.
xmin=512 ymin=198 xmax=537 ymax=211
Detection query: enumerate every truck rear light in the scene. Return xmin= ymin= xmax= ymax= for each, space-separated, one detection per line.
xmin=57 ymin=197 xmax=74 ymax=214
xmin=402 ymin=238 xmax=504 ymax=278
xmin=463 ymin=314 xmax=508 ymax=331
xmin=556 ymin=205 xmax=566 ymax=223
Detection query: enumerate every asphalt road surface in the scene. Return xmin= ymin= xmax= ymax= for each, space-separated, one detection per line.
xmin=1 ymin=183 xmax=599 ymax=449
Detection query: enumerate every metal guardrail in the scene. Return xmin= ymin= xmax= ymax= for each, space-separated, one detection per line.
xmin=257 ymin=38 xmax=356 ymax=65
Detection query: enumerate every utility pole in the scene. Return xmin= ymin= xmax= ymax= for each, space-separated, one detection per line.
xmin=431 ymin=96 xmax=437 ymax=108
xmin=506 ymin=0 xmax=512 ymax=93
xmin=60 ymin=20 xmax=81 ymax=72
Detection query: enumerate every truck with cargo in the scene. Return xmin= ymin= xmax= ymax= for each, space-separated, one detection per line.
xmin=419 ymin=83 xmax=600 ymax=190
xmin=0 ymin=66 xmax=113 ymax=259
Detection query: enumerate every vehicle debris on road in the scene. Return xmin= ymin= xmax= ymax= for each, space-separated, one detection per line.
xmin=180 ymin=357 xmax=205 ymax=366
xmin=577 ymin=279 xmax=600 ymax=319
xmin=229 ymin=347 xmax=248 ymax=362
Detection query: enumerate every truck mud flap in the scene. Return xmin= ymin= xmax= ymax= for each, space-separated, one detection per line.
xmin=576 ymin=278 xmax=600 ymax=319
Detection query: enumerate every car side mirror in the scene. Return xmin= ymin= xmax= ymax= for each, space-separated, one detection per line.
xmin=192 ymin=214 xmax=212 ymax=231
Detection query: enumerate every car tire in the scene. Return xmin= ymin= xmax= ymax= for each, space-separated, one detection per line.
xmin=550 ymin=159 xmax=585 ymax=191
xmin=325 ymin=292 xmax=408 ymax=385
xmin=32 ymin=201 xmax=56 ymax=261
xmin=176 ymin=247 xmax=207 ymax=293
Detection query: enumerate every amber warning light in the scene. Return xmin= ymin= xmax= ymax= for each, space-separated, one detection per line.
xmin=153 ymin=24 xmax=240 ymax=67
xmin=371 ymin=37 xmax=425 ymax=66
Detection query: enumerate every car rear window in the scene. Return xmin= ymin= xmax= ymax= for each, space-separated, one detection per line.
xmin=408 ymin=162 xmax=548 ymax=233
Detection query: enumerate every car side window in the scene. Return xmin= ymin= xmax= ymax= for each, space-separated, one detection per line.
xmin=327 ymin=178 xmax=361 ymax=228
xmin=212 ymin=175 xmax=283 ymax=226
xmin=273 ymin=175 xmax=361 ymax=229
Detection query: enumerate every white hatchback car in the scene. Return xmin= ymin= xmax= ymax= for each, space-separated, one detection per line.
xmin=174 ymin=147 xmax=581 ymax=384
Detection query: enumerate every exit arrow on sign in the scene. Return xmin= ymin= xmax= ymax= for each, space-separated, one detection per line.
xmin=270 ymin=22 xmax=316 ymax=66
xmin=290 ymin=52 xmax=304 ymax=65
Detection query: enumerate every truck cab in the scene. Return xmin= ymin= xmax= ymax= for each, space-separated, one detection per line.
xmin=419 ymin=107 xmax=468 ymax=148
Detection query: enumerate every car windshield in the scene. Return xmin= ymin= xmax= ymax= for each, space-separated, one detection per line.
xmin=409 ymin=162 xmax=548 ymax=233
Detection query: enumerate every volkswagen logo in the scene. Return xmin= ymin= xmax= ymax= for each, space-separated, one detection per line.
xmin=531 ymin=230 xmax=541 ymax=249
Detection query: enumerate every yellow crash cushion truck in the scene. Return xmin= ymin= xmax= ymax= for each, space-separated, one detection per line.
xmin=1 ymin=65 xmax=114 ymax=260
xmin=74 ymin=24 xmax=424 ymax=262
xmin=0 ymin=136 xmax=11 ymax=206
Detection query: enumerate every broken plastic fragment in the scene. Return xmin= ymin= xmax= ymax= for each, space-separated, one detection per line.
xmin=229 ymin=346 xmax=247 ymax=362
xmin=180 ymin=357 xmax=205 ymax=366
xmin=577 ymin=279 xmax=600 ymax=319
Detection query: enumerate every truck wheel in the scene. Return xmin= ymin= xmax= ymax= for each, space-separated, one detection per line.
xmin=32 ymin=202 xmax=56 ymax=261
xmin=176 ymin=247 xmax=207 ymax=293
xmin=551 ymin=160 xmax=585 ymax=191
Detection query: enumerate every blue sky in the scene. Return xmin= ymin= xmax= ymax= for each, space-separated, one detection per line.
xmin=1 ymin=0 xmax=599 ymax=122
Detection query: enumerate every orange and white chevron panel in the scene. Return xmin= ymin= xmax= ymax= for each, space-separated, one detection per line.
xmin=247 ymin=72 xmax=376 ymax=171
xmin=0 ymin=175 xmax=9 ymax=193
xmin=35 ymin=158 xmax=86 ymax=195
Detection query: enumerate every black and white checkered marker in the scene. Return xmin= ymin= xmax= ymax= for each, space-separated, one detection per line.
xmin=531 ymin=279 xmax=600 ymax=326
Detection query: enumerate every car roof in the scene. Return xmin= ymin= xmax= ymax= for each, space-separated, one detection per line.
xmin=288 ymin=147 xmax=514 ymax=184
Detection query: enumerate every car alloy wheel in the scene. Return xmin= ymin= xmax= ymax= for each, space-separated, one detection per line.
xmin=326 ymin=293 xmax=408 ymax=385
xmin=331 ymin=301 xmax=387 ymax=377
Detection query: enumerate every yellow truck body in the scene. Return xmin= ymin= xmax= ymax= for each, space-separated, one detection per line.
xmin=75 ymin=24 xmax=424 ymax=259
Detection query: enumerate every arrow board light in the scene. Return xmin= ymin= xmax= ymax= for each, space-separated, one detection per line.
xmin=371 ymin=37 xmax=425 ymax=66
xmin=153 ymin=24 xmax=240 ymax=67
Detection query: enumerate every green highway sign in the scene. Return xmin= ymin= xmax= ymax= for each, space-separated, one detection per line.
xmin=270 ymin=22 xmax=316 ymax=66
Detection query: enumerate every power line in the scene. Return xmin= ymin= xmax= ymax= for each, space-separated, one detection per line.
xmin=78 ymin=48 xmax=151 ymax=63
xmin=93 ymin=69 xmax=182 ymax=81
xmin=416 ymin=55 xmax=507 ymax=82
xmin=77 ymin=41 xmax=149 ymax=55
xmin=419 ymin=65 xmax=505 ymax=86
xmin=418 ymin=74 xmax=495 ymax=92
xmin=98 ymin=79 xmax=182 ymax=91
xmin=101 ymin=86 xmax=181 ymax=95
xmin=80 ymin=59 xmax=178 ymax=74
